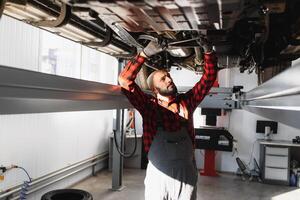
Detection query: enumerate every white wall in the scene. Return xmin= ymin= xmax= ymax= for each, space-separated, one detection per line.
xmin=0 ymin=16 xmax=118 ymax=199
xmin=169 ymin=66 xmax=300 ymax=173
xmin=0 ymin=16 xmax=39 ymax=70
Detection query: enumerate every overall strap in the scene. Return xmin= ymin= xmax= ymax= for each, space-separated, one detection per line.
xmin=156 ymin=106 xmax=164 ymax=130
xmin=156 ymin=107 xmax=189 ymax=131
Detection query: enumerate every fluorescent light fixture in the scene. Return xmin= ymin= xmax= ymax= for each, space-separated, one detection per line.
xmin=213 ymin=22 xmax=220 ymax=29
xmin=167 ymin=48 xmax=190 ymax=57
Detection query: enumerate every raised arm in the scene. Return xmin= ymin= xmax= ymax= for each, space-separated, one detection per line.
xmin=119 ymin=52 xmax=146 ymax=91
xmin=118 ymin=41 xmax=164 ymax=113
xmin=184 ymin=44 xmax=218 ymax=112
xmin=118 ymin=52 xmax=150 ymax=114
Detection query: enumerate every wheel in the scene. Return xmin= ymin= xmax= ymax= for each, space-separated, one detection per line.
xmin=41 ymin=189 xmax=93 ymax=200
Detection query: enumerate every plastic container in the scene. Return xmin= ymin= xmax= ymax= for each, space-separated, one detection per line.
xmin=297 ymin=172 xmax=300 ymax=187
xmin=290 ymin=173 xmax=297 ymax=187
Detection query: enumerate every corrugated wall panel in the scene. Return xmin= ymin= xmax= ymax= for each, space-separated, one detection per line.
xmin=0 ymin=16 xmax=39 ymax=71
xmin=0 ymin=16 xmax=117 ymax=200
xmin=81 ymin=46 xmax=103 ymax=82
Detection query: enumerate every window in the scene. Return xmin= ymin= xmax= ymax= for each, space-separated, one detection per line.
xmin=39 ymin=31 xmax=81 ymax=78
xmin=0 ymin=15 xmax=119 ymax=84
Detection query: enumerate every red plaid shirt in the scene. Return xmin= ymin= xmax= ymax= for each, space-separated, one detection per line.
xmin=119 ymin=53 xmax=218 ymax=152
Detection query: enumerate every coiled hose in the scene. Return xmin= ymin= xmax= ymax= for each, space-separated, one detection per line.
xmin=16 ymin=166 xmax=32 ymax=200
xmin=20 ymin=180 xmax=30 ymax=200
xmin=113 ymin=109 xmax=137 ymax=158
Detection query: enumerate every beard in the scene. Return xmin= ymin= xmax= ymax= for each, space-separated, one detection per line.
xmin=156 ymin=84 xmax=178 ymax=97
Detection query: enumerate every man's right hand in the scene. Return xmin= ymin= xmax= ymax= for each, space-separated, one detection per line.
xmin=142 ymin=40 xmax=164 ymax=58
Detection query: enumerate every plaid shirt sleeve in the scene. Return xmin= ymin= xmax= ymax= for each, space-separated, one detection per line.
xmin=184 ymin=52 xmax=218 ymax=112
xmin=119 ymin=54 xmax=150 ymax=114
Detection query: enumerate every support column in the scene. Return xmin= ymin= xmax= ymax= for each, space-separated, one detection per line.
xmin=112 ymin=59 xmax=125 ymax=191
xmin=200 ymin=150 xmax=218 ymax=176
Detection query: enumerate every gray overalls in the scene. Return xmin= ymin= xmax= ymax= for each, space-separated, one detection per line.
xmin=144 ymin=125 xmax=198 ymax=200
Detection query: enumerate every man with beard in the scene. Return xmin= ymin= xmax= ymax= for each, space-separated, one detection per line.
xmin=118 ymin=38 xmax=218 ymax=200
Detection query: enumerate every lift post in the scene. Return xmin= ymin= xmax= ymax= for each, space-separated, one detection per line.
xmin=111 ymin=59 xmax=126 ymax=191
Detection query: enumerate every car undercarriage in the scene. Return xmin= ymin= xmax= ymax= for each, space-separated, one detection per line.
xmin=1 ymin=0 xmax=300 ymax=84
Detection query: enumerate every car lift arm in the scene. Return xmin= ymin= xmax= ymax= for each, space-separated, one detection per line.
xmin=240 ymin=61 xmax=300 ymax=129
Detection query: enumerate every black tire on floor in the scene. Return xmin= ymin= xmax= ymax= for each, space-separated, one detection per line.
xmin=41 ymin=189 xmax=93 ymax=200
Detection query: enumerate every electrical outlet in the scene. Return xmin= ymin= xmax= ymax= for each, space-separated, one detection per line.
xmin=0 ymin=168 xmax=4 ymax=181
xmin=0 ymin=166 xmax=5 ymax=181
xmin=0 ymin=165 xmax=18 ymax=182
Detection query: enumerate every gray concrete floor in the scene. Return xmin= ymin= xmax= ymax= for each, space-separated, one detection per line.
xmin=72 ymin=169 xmax=300 ymax=200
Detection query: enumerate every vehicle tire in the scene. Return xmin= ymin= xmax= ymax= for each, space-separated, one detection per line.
xmin=41 ymin=189 xmax=93 ymax=200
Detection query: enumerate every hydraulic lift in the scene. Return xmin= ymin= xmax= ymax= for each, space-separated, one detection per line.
xmin=1 ymin=61 xmax=299 ymax=194
xmin=241 ymin=61 xmax=300 ymax=129
xmin=0 ymin=62 xmax=241 ymax=189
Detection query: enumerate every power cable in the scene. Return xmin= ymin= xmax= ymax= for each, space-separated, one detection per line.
xmin=113 ymin=130 xmax=137 ymax=158
xmin=16 ymin=166 xmax=32 ymax=182
xmin=113 ymin=109 xmax=137 ymax=158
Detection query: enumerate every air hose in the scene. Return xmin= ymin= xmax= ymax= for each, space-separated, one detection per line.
xmin=113 ymin=129 xmax=137 ymax=158
xmin=20 ymin=180 xmax=30 ymax=200
xmin=0 ymin=165 xmax=32 ymax=199
xmin=113 ymin=109 xmax=137 ymax=158
xmin=17 ymin=166 xmax=32 ymax=200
